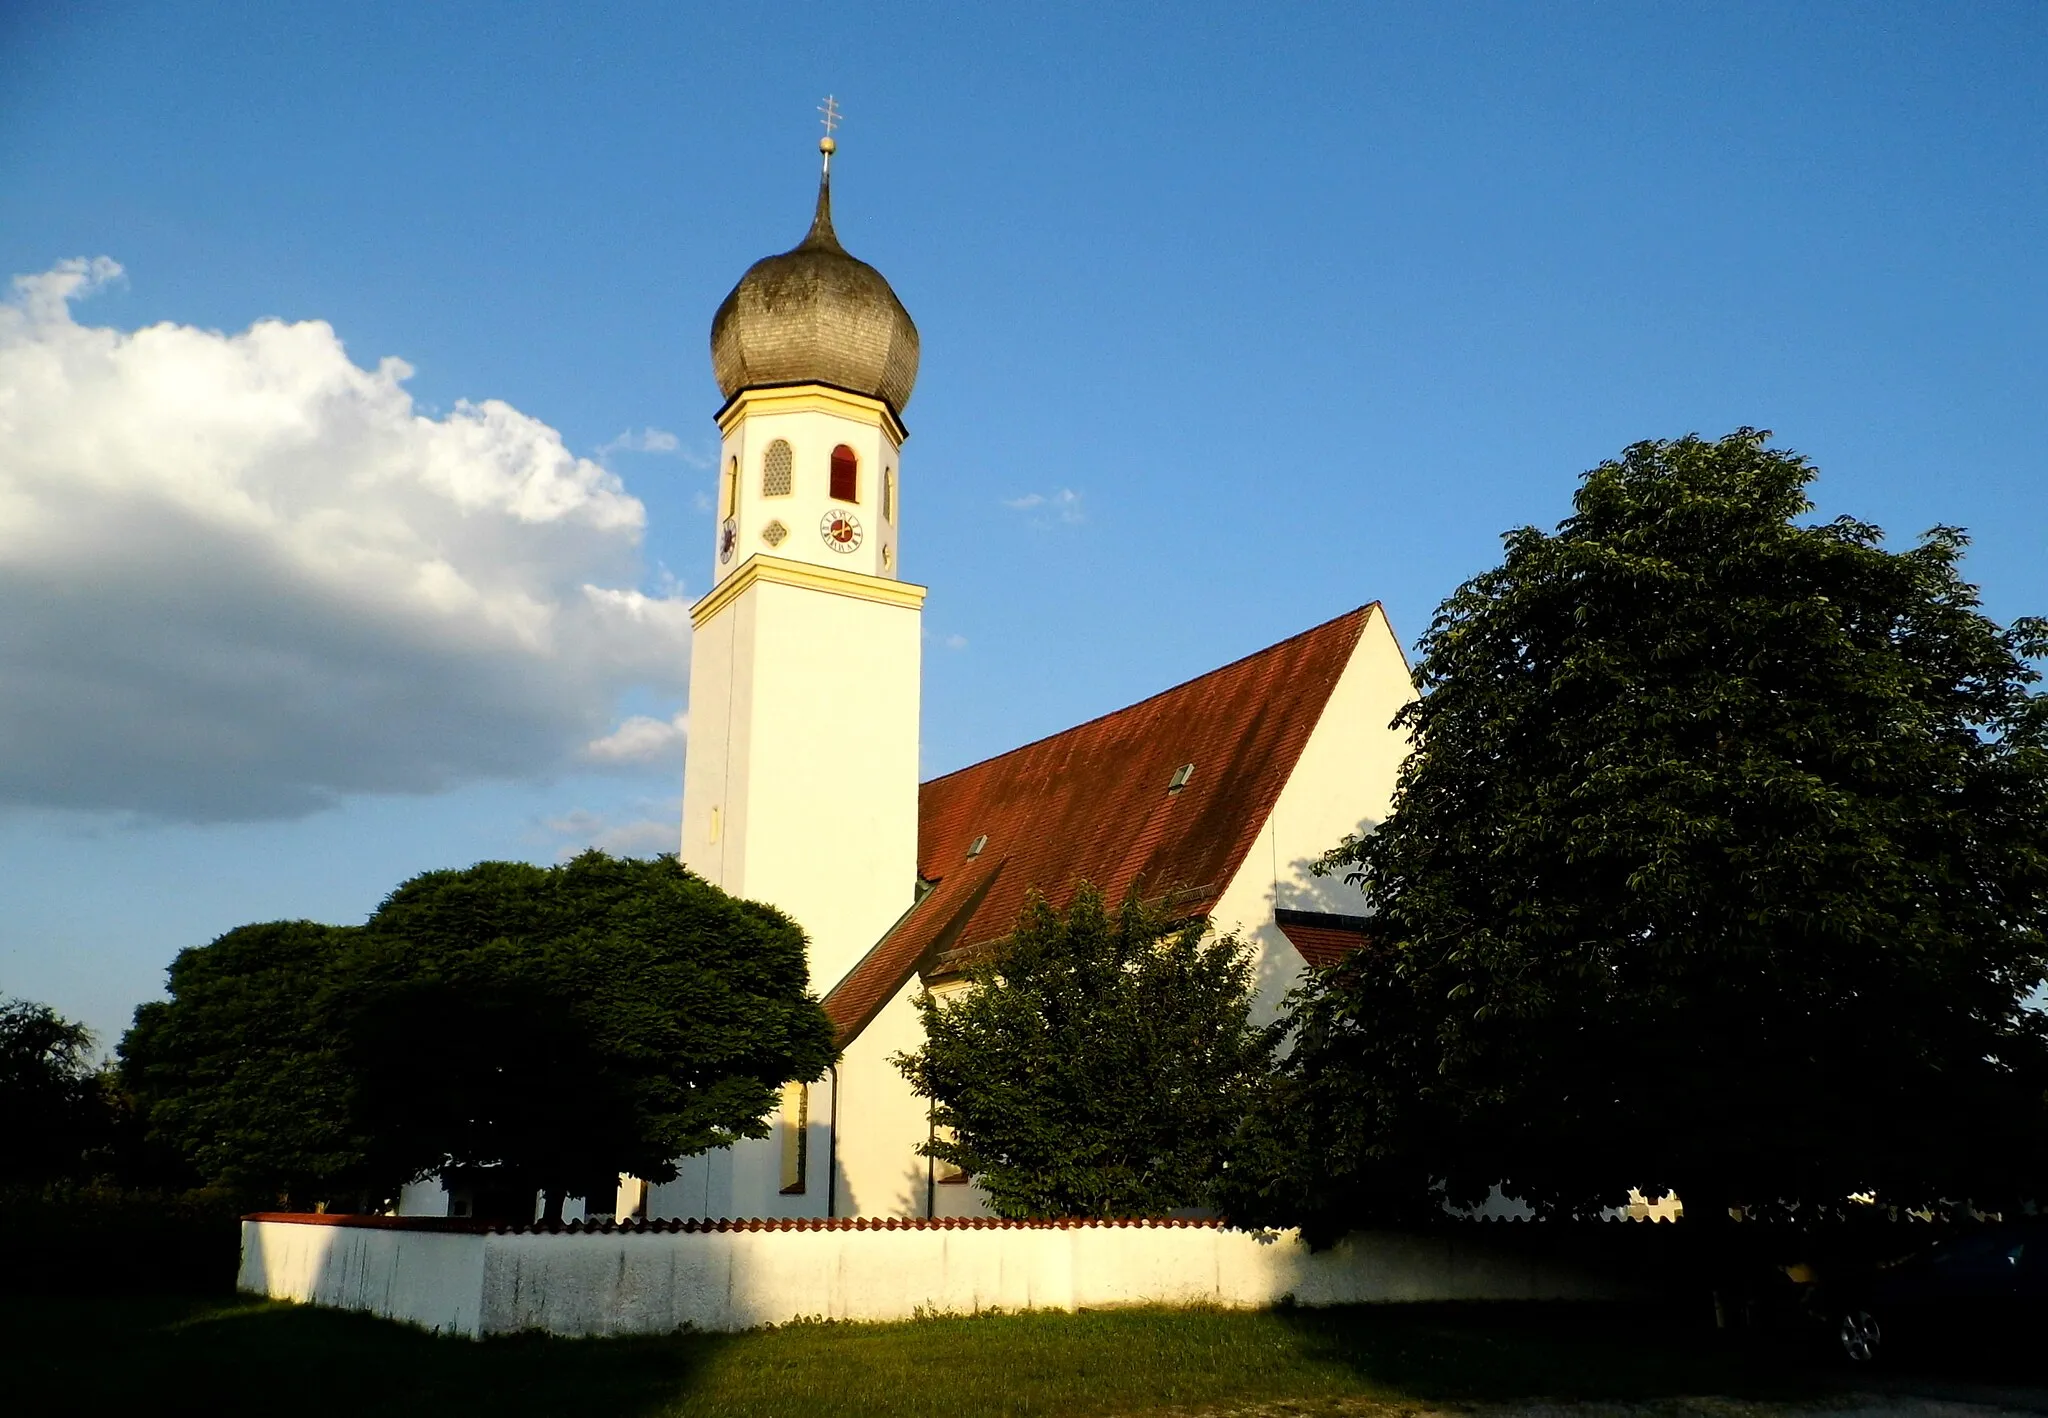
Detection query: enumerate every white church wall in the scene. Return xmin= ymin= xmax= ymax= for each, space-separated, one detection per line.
xmin=395 ymin=1177 xmax=449 ymax=1217
xmin=1207 ymin=605 xmax=1417 ymax=1018
xmin=242 ymin=1215 xmax=1634 ymax=1339
xmin=833 ymin=974 xmax=949 ymax=1219
xmin=646 ymin=1074 xmax=836 ymax=1222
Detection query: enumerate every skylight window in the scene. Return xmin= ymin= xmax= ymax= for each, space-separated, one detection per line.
xmin=1167 ymin=762 xmax=1195 ymax=794
xmin=966 ymin=834 xmax=988 ymax=858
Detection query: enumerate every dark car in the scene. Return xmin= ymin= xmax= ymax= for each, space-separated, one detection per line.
xmin=1814 ymin=1224 xmax=2048 ymax=1366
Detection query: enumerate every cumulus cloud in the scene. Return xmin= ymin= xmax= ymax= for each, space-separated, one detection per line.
xmin=0 ymin=259 xmax=693 ymax=821
xmin=596 ymin=426 xmax=681 ymax=457
xmin=1003 ymin=489 xmax=1084 ymax=524
xmin=582 ymin=711 xmax=687 ymax=766
xmin=545 ymin=805 xmax=680 ymax=859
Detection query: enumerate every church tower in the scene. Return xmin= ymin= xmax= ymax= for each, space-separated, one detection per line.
xmin=681 ymin=127 xmax=925 ymax=995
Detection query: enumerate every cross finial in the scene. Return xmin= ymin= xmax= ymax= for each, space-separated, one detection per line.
xmin=817 ymin=95 xmax=843 ymax=175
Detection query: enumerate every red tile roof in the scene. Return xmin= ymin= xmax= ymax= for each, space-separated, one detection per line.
xmin=822 ymin=606 xmax=1376 ymax=1044
xmin=1275 ymin=910 xmax=1373 ymax=969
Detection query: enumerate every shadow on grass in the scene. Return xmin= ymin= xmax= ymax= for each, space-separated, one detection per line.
xmin=2 ymin=1294 xmax=730 ymax=1418
xmin=5 ymin=1294 xmax=1859 ymax=1418
xmin=1271 ymin=1301 xmax=1834 ymax=1405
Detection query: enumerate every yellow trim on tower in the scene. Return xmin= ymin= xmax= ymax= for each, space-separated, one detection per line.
xmin=715 ymin=384 xmax=908 ymax=444
xmin=690 ymin=554 xmax=928 ymax=628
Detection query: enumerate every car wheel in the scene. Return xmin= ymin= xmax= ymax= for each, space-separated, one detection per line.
xmin=1838 ymin=1308 xmax=1883 ymax=1365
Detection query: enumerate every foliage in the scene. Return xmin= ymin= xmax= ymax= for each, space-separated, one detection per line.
xmin=119 ymin=853 xmax=836 ymax=1216
xmin=0 ymin=996 xmax=113 ymax=1185
xmin=121 ymin=923 xmax=369 ymax=1205
xmin=343 ymin=851 xmax=836 ymax=1218
xmin=1240 ymin=431 xmax=2048 ymax=1237
xmin=0 ymin=1183 xmax=246 ymax=1295
xmin=894 ymin=883 xmax=1281 ymax=1218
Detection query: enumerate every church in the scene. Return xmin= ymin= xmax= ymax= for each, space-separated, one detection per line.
xmin=613 ymin=131 xmax=1423 ymax=1224
xmin=389 ymin=133 xmax=1418 ymax=1225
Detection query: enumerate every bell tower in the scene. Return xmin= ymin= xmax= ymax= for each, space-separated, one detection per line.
xmin=681 ymin=121 xmax=925 ymax=996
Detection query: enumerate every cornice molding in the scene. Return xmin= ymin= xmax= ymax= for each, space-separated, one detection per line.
xmin=690 ymin=554 xmax=928 ymax=628
xmin=714 ymin=383 xmax=908 ymax=444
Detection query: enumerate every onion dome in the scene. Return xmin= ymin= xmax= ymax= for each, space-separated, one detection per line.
xmin=710 ymin=148 xmax=920 ymax=415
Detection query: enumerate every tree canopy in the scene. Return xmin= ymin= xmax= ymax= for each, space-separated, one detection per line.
xmin=895 ymin=884 xmax=1281 ymax=1219
xmin=120 ymin=922 xmax=367 ymax=1203
xmin=1241 ymin=431 xmax=2048 ymax=1236
xmin=1 ymin=996 xmax=112 ymax=1185
xmin=120 ymin=852 xmax=836 ymax=1215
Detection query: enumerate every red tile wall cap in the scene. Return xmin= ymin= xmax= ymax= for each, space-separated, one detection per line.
xmin=245 ymin=1211 xmax=1230 ymax=1234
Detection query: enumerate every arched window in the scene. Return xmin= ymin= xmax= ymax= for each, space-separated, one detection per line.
xmin=882 ymin=467 xmax=894 ymax=522
xmin=829 ymin=444 xmax=858 ymax=504
xmin=721 ymin=456 xmax=739 ymax=519
xmin=762 ymin=439 xmax=793 ymax=497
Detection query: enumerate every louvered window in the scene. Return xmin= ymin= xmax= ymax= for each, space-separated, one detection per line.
xmin=762 ymin=439 xmax=793 ymax=497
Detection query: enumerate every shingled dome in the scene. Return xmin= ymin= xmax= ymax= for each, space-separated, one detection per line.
xmin=710 ymin=170 xmax=920 ymax=415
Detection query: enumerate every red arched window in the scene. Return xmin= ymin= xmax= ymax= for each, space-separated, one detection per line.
xmin=829 ymin=445 xmax=858 ymax=504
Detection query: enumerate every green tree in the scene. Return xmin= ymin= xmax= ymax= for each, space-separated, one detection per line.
xmin=120 ymin=853 xmax=837 ymax=1218
xmin=1244 ymin=431 xmax=2048 ymax=1237
xmin=0 ymin=997 xmax=112 ymax=1184
xmin=119 ymin=922 xmax=370 ymax=1205
xmin=344 ymin=851 xmax=835 ymax=1220
xmin=895 ymin=884 xmax=1282 ymax=1219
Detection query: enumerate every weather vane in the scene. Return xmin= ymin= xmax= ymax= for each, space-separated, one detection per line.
xmin=818 ymin=94 xmax=841 ymax=173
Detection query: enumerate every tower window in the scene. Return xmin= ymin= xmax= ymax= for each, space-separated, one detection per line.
xmin=882 ymin=467 xmax=895 ymax=522
xmin=721 ymin=456 xmax=739 ymax=519
xmin=763 ymin=439 xmax=793 ymax=497
xmin=829 ymin=445 xmax=859 ymax=503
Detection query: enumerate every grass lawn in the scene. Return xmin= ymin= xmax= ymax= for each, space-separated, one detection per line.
xmin=0 ymin=1294 xmax=1838 ymax=1418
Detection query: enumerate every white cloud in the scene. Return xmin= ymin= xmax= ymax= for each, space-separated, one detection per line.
xmin=943 ymin=634 xmax=969 ymax=651
xmin=1002 ymin=488 xmax=1084 ymax=524
xmin=0 ymin=259 xmax=693 ymax=821
xmin=583 ymin=711 xmax=687 ymax=766
xmin=545 ymin=805 xmax=679 ymax=859
xmin=597 ymin=426 xmax=681 ymax=457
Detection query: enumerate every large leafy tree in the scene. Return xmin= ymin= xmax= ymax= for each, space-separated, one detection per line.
xmin=121 ymin=852 xmax=836 ymax=1217
xmin=895 ymin=884 xmax=1282 ymax=1219
xmin=345 ymin=851 xmax=836 ymax=1220
xmin=120 ymin=922 xmax=376 ymax=1205
xmin=1246 ymin=431 xmax=2048 ymax=1236
xmin=1 ymin=997 xmax=113 ymax=1185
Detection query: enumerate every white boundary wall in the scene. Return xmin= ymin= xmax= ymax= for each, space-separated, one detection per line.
xmin=240 ymin=1216 xmax=1630 ymax=1339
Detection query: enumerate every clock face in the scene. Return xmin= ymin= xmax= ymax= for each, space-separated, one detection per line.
xmin=820 ymin=508 xmax=863 ymax=553
xmin=720 ymin=517 xmax=738 ymax=564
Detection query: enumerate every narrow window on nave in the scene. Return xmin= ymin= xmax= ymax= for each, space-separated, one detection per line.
xmin=762 ymin=439 xmax=794 ymax=497
xmin=829 ymin=444 xmax=859 ymax=503
xmin=778 ymin=1082 xmax=808 ymax=1194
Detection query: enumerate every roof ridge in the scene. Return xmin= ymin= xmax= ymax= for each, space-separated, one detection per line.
xmin=919 ymin=604 xmax=1379 ymax=789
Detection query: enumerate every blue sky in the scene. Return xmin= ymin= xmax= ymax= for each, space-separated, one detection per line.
xmin=3 ymin=1 xmax=2044 ymax=1045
